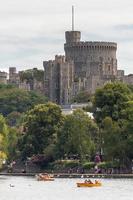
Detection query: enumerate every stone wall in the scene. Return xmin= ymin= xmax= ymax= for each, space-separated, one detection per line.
xmin=0 ymin=71 xmax=7 ymax=84
xmin=43 ymin=55 xmax=74 ymax=104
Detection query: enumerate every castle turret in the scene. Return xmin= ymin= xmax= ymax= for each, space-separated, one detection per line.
xmin=65 ymin=31 xmax=81 ymax=43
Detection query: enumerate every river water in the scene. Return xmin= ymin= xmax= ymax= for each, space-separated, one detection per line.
xmin=0 ymin=176 xmax=132 ymax=200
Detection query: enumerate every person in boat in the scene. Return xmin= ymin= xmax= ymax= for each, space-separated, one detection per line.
xmin=95 ymin=180 xmax=99 ymax=184
xmin=85 ymin=179 xmax=93 ymax=184
xmin=88 ymin=179 xmax=93 ymax=184
xmin=38 ymin=173 xmax=43 ymax=178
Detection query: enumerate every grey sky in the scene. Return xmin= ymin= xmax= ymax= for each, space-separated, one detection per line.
xmin=0 ymin=0 xmax=133 ymax=74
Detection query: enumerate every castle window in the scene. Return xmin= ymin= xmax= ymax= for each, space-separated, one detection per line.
xmin=108 ymin=65 xmax=111 ymax=71
xmin=99 ymin=57 xmax=103 ymax=62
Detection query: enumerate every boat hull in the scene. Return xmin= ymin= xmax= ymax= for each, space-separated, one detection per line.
xmin=77 ymin=182 xmax=102 ymax=187
xmin=36 ymin=175 xmax=54 ymax=181
xmin=37 ymin=177 xmax=54 ymax=181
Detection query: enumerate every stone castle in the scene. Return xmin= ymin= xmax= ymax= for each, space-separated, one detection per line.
xmin=0 ymin=30 xmax=133 ymax=105
xmin=3 ymin=67 xmax=45 ymax=94
xmin=43 ymin=30 xmax=132 ymax=105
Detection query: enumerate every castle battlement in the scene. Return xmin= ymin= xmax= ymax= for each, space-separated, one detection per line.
xmin=64 ymin=41 xmax=117 ymax=50
xmin=43 ymin=28 xmax=133 ymax=105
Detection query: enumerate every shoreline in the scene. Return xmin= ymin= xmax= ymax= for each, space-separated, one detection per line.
xmin=1 ymin=173 xmax=133 ymax=178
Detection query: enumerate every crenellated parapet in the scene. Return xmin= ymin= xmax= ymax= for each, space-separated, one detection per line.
xmin=64 ymin=41 xmax=117 ymax=50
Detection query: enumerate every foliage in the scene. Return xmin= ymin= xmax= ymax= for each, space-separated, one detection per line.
xmin=91 ymin=82 xmax=133 ymax=168
xmin=82 ymin=162 xmax=95 ymax=170
xmin=0 ymin=151 xmax=7 ymax=168
xmin=19 ymin=102 xmax=63 ymax=159
xmin=0 ymin=114 xmax=9 ymax=167
xmin=71 ymin=91 xmax=91 ymax=103
xmin=19 ymin=68 xmax=44 ymax=82
xmin=93 ymin=82 xmax=132 ymax=123
xmin=62 ymin=160 xmax=79 ymax=168
xmin=7 ymin=127 xmax=19 ymax=161
xmin=0 ymin=114 xmax=19 ymax=165
xmin=0 ymin=85 xmax=47 ymax=116
xmin=57 ymin=109 xmax=98 ymax=161
xmin=52 ymin=160 xmax=79 ymax=170
xmin=0 ymin=84 xmax=15 ymax=89
xmin=101 ymin=115 xmax=133 ymax=167
xmin=97 ymin=161 xmax=119 ymax=169
xmin=6 ymin=112 xmax=22 ymax=126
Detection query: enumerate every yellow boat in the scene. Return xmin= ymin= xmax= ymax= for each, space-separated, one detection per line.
xmin=77 ymin=182 xmax=102 ymax=187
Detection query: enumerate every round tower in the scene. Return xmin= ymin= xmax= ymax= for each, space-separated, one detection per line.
xmin=65 ymin=31 xmax=81 ymax=43
xmin=64 ymin=40 xmax=117 ymax=78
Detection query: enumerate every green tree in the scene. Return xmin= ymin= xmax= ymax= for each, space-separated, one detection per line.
xmin=19 ymin=102 xmax=63 ymax=160
xmin=7 ymin=127 xmax=19 ymax=161
xmin=101 ymin=117 xmax=125 ymax=162
xmin=6 ymin=111 xmax=22 ymax=126
xmin=57 ymin=109 xmax=98 ymax=161
xmin=120 ymin=102 xmax=133 ymax=166
xmin=0 ymin=84 xmax=47 ymax=116
xmin=0 ymin=114 xmax=8 ymax=167
xmin=0 ymin=114 xmax=20 ymax=166
xmin=72 ymin=91 xmax=91 ymax=103
xmin=92 ymin=82 xmax=133 ymax=168
xmin=19 ymin=68 xmax=44 ymax=82
xmin=93 ymin=82 xmax=132 ymax=123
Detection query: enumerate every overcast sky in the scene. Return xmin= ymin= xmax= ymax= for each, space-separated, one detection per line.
xmin=0 ymin=0 xmax=133 ymax=74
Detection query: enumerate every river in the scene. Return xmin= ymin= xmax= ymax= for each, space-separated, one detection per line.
xmin=0 ymin=176 xmax=132 ymax=200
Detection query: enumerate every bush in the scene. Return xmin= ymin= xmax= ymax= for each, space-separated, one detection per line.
xmin=52 ymin=160 xmax=79 ymax=170
xmin=63 ymin=160 xmax=79 ymax=168
xmin=82 ymin=162 xmax=95 ymax=170
xmin=98 ymin=161 xmax=119 ymax=169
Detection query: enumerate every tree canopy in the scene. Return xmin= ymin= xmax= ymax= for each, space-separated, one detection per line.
xmin=93 ymin=82 xmax=132 ymax=123
xmin=0 ymin=114 xmax=8 ymax=167
xmin=0 ymin=84 xmax=47 ymax=116
xmin=19 ymin=102 xmax=63 ymax=159
xmin=72 ymin=91 xmax=91 ymax=103
xmin=57 ymin=109 xmax=98 ymax=160
xmin=92 ymin=82 xmax=133 ymax=167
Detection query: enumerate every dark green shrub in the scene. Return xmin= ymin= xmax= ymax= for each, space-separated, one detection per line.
xmin=98 ymin=161 xmax=119 ymax=169
xmin=52 ymin=160 xmax=79 ymax=170
xmin=82 ymin=162 xmax=95 ymax=170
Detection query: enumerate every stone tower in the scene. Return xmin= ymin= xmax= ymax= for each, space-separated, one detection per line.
xmin=9 ymin=67 xmax=20 ymax=85
xmin=64 ymin=30 xmax=117 ymax=93
xmin=43 ymin=55 xmax=74 ymax=104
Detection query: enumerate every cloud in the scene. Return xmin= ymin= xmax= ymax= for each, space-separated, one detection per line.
xmin=0 ymin=0 xmax=133 ymax=74
xmin=114 ymin=24 xmax=133 ymax=30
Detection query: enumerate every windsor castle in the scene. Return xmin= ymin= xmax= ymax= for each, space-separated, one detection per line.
xmin=43 ymin=30 xmax=133 ymax=104
xmin=0 ymin=29 xmax=133 ymax=105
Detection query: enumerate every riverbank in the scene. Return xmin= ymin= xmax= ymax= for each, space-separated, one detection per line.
xmin=1 ymin=173 xmax=133 ymax=178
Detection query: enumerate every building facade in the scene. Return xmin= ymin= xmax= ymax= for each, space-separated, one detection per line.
xmin=0 ymin=71 xmax=7 ymax=84
xmin=8 ymin=67 xmax=44 ymax=94
xmin=43 ymin=30 xmax=120 ymax=104
xmin=43 ymin=55 xmax=74 ymax=104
